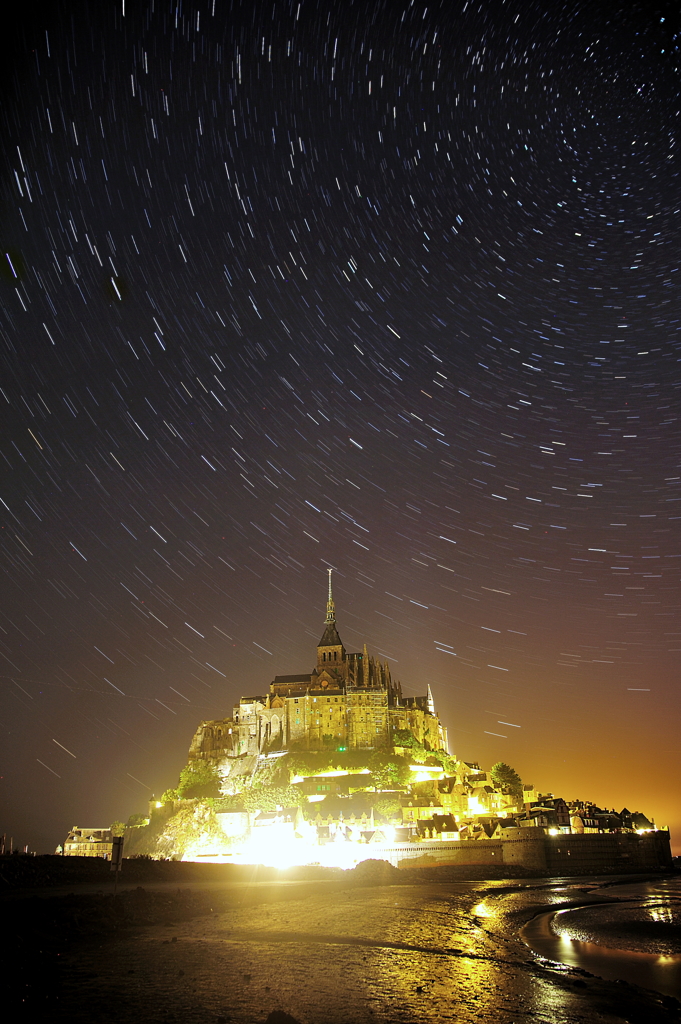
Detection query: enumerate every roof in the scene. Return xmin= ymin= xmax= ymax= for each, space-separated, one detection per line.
xmin=318 ymin=622 xmax=343 ymax=647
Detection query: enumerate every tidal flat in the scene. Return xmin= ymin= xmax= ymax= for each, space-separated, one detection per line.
xmin=4 ymin=869 xmax=680 ymax=1023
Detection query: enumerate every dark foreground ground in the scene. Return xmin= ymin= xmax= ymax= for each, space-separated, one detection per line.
xmin=2 ymin=857 xmax=680 ymax=1024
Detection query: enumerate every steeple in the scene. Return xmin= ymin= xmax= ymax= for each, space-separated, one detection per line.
xmin=317 ymin=568 xmax=345 ymax=672
xmin=326 ymin=568 xmax=335 ymax=624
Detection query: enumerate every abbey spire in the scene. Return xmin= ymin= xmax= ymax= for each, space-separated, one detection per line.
xmin=317 ymin=568 xmax=345 ymax=673
xmin=325 ymin=568 xmax=335 ymax=624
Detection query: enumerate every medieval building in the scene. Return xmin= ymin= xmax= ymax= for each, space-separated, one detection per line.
xmin=189 ymin=572 xmax=448 ymax=762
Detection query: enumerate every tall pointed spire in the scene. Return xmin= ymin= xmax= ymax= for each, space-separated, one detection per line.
xmin=317 ymin=567 xmax=344 ymax=657
xmin=326 ymin=568 xmax=335 ymax=624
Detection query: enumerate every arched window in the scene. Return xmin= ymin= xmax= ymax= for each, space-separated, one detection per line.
xmin=334 ymin=651 xmax=337 ymax=661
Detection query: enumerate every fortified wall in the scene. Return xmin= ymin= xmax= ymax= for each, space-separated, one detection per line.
xmin=377 ymin=827 xmax=672 ymax=873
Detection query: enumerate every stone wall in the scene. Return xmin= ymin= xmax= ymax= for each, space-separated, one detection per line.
xmin=378 ymin=828 xmax=672 ymax=874
xmin=544 ymin=830 xmax=672 ymax=874
xmin=386 ymin=839 xmax=505 ymax=869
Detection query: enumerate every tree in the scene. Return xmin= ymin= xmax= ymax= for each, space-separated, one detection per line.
xmin=110 ymin=820 xmax=126 ymax=837
xmin=177 ymin=761 xmax=221 ymax=799
xmin=127 ymin=813 xmax=149 ymax=828
xmin=431 ymin=749 xmax=458 ymax=776
xmin=368 ymin=751 xmax=411 ymax=791
xmin=285 ymin=751 xmax=335 ymax=779
xmin=374 ymin=796 xmax=402 ymax=821
xmin=490 ymin=762 xmax=522 ymax=794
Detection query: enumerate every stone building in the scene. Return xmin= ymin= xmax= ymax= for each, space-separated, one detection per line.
xmin=189 ymin=572 xmax=448 ymax=762
xmin=62 ymin=826 xmax=114 ymax=859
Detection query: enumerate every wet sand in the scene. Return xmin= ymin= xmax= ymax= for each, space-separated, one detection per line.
xmin=6 ymin=873 xmax=681 ymax=1023
xmin=520 ymin=878 xmax=681 ymax=1000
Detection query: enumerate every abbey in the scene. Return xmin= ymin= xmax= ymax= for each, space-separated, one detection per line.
xmin=189 ymin=572 xmax=448 ymax=761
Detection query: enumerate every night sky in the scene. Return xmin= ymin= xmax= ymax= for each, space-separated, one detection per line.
xmin=1 ymin=0 xmax=680 ymax=854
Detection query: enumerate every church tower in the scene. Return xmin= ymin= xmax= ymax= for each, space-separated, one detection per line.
xmin=316 ymin=569 xmax=346 ymax=678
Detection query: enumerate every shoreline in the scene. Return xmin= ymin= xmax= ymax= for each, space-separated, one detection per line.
xmin=1 ymin=851 xmax=676 ymax=893
xmin=520 ymin=902 xmax=681 ymax=999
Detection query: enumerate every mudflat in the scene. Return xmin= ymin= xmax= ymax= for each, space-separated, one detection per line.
xmin=4 ymin=868 xmax=680 ymax=1023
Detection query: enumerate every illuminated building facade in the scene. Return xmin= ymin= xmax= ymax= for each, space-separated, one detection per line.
xmin=62 ymin=826 xmax=114 ymax=859
xmin=189 ymin=571 xmax=448 ymax=762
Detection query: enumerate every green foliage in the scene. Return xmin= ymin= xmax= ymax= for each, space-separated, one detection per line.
xmin=409 ymin=743 xmax=429 ymax=764
xmin=177 ymin=760 xmax=221 ymax=799
xmin=110 ymin=820 xmax=126 ymax=837
xmin=126 ymin=813 xmax=150 ymax=828
xmin=161 ymin=788 xmax=179 ymax=804
xmin=490 ymin=762 xmax=523 ymax=794
xmin=284 ymin=747 xmax=389 ymax=782
xmin=368 ymin=751 xmax=412 ymax=791
xmin=208 ymin=794 xmax=245 ymax=813
xmin=430 ymin=749 xmax=459 ymax=776
xmin=285 ymin=750 xmax=336 ymax=778
xmin=242 ymin=785 xmax=305 ymax=814
xmin=391 ymin=729 xmax=430 ymax=763
xmin=337 ymin=748 xmax=378 ymax=770
xmin=374 ymin=797 xmax=402 ymax=821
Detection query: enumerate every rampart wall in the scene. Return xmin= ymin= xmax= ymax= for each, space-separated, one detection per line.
xmin=376 ymin=828 xmax=671 ymax=874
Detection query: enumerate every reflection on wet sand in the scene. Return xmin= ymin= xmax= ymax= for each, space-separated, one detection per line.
xmin=11 ymin=875 xmax=681 ymax=1023
xmin=521 ymin=887 xmax=681 ymax=999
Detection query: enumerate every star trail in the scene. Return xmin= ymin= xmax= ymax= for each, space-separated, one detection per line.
xmin=1 ymin=0 xmax=680 ymax=851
